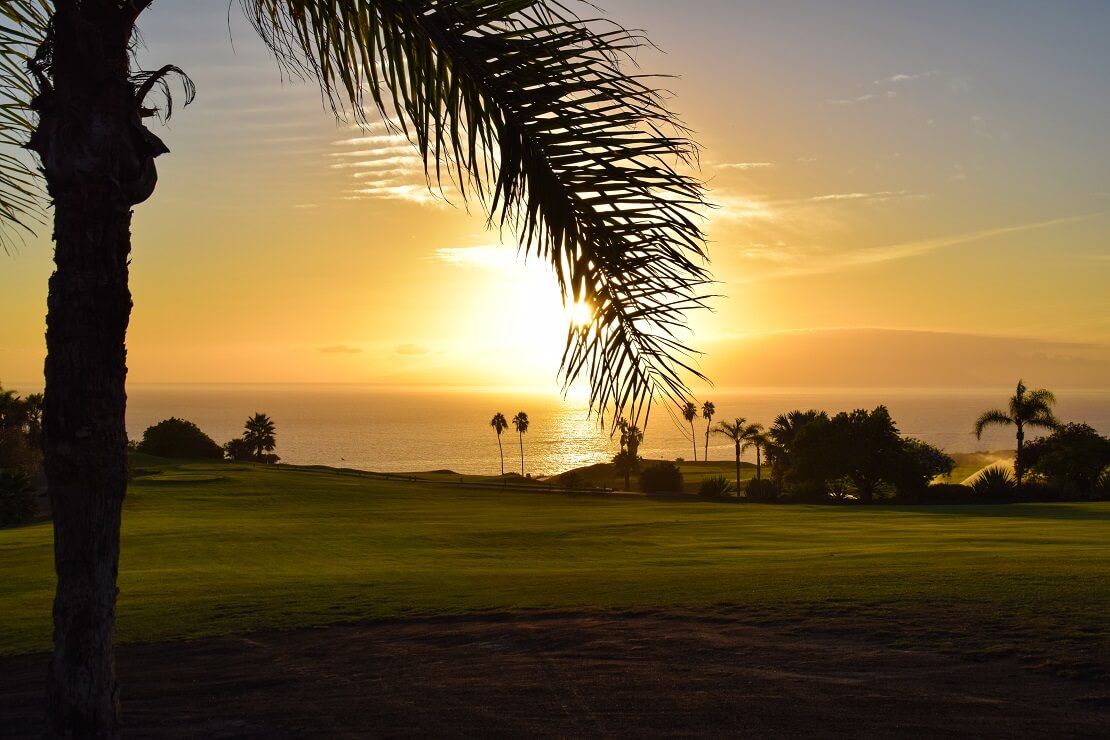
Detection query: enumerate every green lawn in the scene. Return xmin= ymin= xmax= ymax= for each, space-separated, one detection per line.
xmin=3 ymin=459 xmax=1109 ymax=673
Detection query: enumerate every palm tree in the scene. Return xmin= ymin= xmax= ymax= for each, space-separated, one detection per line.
xmin=2 ymin=3 xmax=711 ymax=733
xmin=766 ymin=409 xmax=827 ymax=489
xmin=713 ymin=418 xmax=763 ymax=489
xmin=243 ymin=413 xmax=277 ymax=462
xmin=682 ymin=401 xmax=698 ymax=462
xmin=749 ymin=430 xmax=770 ymax=482
xmin=490 ymin=412 xmax=508 ymax=475
xmin=512 ymin=411 xmax=530 ymax=476
xmin=617 ymin=419 xmax=644 ymax=489
xmin=701 ymin=401 xmax=716 ymax=461
xmin=974 ymin=380 xmax=1059 ymax=487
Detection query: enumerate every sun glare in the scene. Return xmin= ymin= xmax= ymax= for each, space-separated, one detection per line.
xmin=568 ymin=300 xmax=594 ymax=328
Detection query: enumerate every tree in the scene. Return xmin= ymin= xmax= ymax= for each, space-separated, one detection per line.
xmin=490 ymin=412 xmax=508 ymax=476
xmin=896 ymin=438 xmax=955 ymax=497
xmin=1023 ymin=423 xmax=1110 ymax=498
xmin=243 ymin=413 xmax=277 ymax=462
xmin=135 ymin=417 xmax=222 ymax=459
xmin=512 ymin=411 xmax=529 ymax=476
xmin=222 ymin=437 xmax=255 ymax=462
xmin=974 ymin=380 xmax=1059 ymax=487
xmin=2 ymin=2 xmax=710 ymax=733
xmin=639 ymin=460 xmax=683 ymax=494
xmin=701 ymin=401 xmax=716 ymax=461
xmin=616 ymin=418 xmax=644 ymax=490
xmin=790 ymin=406 xmax=906 ymax=503
xmin=713 ymin=417 xmax=763 ymax=489
xmin=682 ymin=401 xmax=698 ymax=461
xmin=765 ymin=409 xmax=828 ymax=491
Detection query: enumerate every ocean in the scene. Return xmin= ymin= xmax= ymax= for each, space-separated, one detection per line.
xmin=13 ymin=383 xmax=1106 ymax=477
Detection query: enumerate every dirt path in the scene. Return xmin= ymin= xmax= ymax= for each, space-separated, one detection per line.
xmin=3 ymin=614 xmax=1109 ymax=738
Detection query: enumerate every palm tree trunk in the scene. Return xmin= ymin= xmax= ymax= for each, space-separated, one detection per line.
xmin=756 ymin=446 xmax=762 ymax=482
xmin=704 ymin=423 xmax=710 ymax=461
xmin=519 ymin=432 xmax=524 ymax=476
xmin=497 ymin=433 xmax=504 ymax=475
xmin=30 ymin=5 xmax=151 ymax=736
xmin=735 ymin=441 xmax=740 ymax=492
xmin=690 ymin=422 xmax=697 ymax=462
xmin=1015 ymin=425 xmax=1025 ymax=488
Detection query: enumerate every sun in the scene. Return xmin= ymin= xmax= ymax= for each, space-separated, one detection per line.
xmin=568 ymin=300 xmax=594 ymax=328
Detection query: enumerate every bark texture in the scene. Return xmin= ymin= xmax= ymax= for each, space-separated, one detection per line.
xmin=29 ymin=3 xmax=160 ymax=736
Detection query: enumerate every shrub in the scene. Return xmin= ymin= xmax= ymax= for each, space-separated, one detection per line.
xmin=745 ymin=478 xmax=778 ymax=503
xmin=971 ymin=465 xmax=1016 ymax=498
xmin=639 ymin=461 xmax=683 ymax=494
xmin=223 ymin=437 xmax=255 ymax=462
xmin=0 ymin=469 xmax=36 ymax=527
xmin=137 ymin=418 xmax=222 ymax=459
xmin=0 ymin=427 xmax=42 ymax=475
xmin=698 ymin=475 xmax=731 ymax=499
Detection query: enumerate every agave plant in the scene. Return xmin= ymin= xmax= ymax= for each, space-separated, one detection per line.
xmin=970 ymin=465 xmax=1017 ymax=497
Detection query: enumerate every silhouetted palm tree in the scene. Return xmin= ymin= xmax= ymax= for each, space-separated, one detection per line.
xmin=2 ymin=2 xmax=710 ymax=732
xmin=766 ymin=409 xmax=827 ymax=489
xmin=612 ymin=417 xmax=644 ymax=489
xmin=682 ymin=401 xmax=698 ymax=461
xmin=974 ymin=380 xmax=1059 ymax=486
xmin=512 ymin=411 xmax=529 ymax=476
xmin=749 ymin=430 xmax=770 ymax=482
xmin=714 ymin=418 xmax=763 ymax=489
xmin=490 ymin=412 xmax=508 ymax=476
xmin=243 ymin=413 xmax=277 ymax=462
xmin=701 ymin=401 xmax=716 ymax=461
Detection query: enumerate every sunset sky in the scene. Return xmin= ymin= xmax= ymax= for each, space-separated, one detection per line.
xmin=2 ymin=0 xmax=1109 ymax=392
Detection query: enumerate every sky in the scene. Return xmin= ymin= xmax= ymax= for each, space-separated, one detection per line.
xmin=2 ymin=0 xmax=1109 ymax=394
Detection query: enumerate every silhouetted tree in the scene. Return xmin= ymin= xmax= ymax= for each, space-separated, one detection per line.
xmin=243 ymin=413 xmax=277 ymax=462
xmin=490 ymin=412 xmax=508 ymax=475
xmin=896 ymin=438 xmax=955 ymax=497
xmin=765 ymin=410 xmax=828 ymax=490
xmin=222 ymin=437 xmax=255 ymax=463
xmin=616 ymin=418 xmax=644 ymax=490
xmin=136 ymin=418 xmax=222 ymax=459
xmin=714 ymin=418 xmax=763 ymax=489
xmin=682 ymin=401 xmax=698 ymax=461
xmin=701 ymin=401 xmax=716 ymax=461
xmin=1024 ymin=423 xmax=1110 ymax=498
xmin=791 ymin=407 xmax=906 ymax=503
xmin=1 ymin=2 xmax=710 ymax=732
xmin=512 ymin=411 xmax=529 ymax=476
xmin=974 ymin=380 xmax=1059 ymax=487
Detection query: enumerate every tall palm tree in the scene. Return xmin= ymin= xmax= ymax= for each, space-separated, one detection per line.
xmin=243 ymin=413 xmax=277 ymax=462
xmin=749 ymin=430 xmax=770 ymax=482
xmin=682 ymin=401 xmax=698 ymax=462
xmin=512 ymin=411 xmax=530 ymax=476
xmin=2 ymin=2 xmax=711 ymax=734
xmin=713 ymin=418 xmax=763 ymax=489
xmin=490 ymin=412 xmax=508 ymax=475
xmin=617 ymin=418 xmax=644 ymax=490
xmin=701 ymin=400 xmax=716 ymax=461
xmin=974 ymin=380 xmax=1059 ymax=486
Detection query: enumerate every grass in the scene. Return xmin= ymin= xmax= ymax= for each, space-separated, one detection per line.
xmin=3 ymin=458 xmax=1109 ymax=676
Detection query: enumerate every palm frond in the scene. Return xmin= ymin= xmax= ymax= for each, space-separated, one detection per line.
xmin=243 ymin=0 xmax=711 ymax=424
xmin=973 ymin=409 xmax=1012 ymax=439
xmin=0 ymin=0 xmax=48 ymax=252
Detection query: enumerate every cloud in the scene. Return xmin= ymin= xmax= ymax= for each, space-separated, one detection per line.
xmin=292 ymin=203 xmax=318 ymax=210
xmin=876 ymin=71 xmax=938 ymax=85
xmin=320 ymin=345 xmax=362 ymax=354
xmin=432 ymin=245 xmax=518 ymax=268
xmin=709 ymin=194 xmax=777 ymax=224
xmin=808 ymin=191 xmax=910 ymax=202
xmin=731 ymin=215 xmax=1093 ymax=283
xmin=396 ymin=344 xmax=429 ymax=356
xmin=327 ymin=119 xmax=455 ymax=206
xmin=716 ymin=162 xmax=775 ymax=171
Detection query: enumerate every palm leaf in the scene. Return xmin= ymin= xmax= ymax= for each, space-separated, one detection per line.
xmin=973 ymin=409 xmax=1012 ymax=439
xmin=0 ymin=0 xmax=48 ymax=252
xmin=242 ymin=0 xmax=711 ymax=424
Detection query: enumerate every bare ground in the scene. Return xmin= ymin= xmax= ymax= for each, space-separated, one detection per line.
xmin=3 ymin=613 xmax=1109 ymax=739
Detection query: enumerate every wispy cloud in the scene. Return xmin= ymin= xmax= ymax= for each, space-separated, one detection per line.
xmin=715 ymin=162 xmax=775 ymax=171
xmin=432 ymin=245 xmax=518 ymax=268
xmin=320 ymin=345 xmax=362 ymax=354
xmin=396 ymin=344 xmax=429 ymax=356
xmin=733 ymin=215 xmax=1093 ymax=282
xmin=808 ymin=190 xmax=911 ymax=203
xmin=875 ymin=70 xmax=938 ymax=85
xmin=326 ymin=119 xmax=454 ymax=206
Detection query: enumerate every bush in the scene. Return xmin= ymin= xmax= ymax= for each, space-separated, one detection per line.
xmin=698 ymin=475 xmax=731 ymax=499
xmin=223 ymin=437 xmax=254 ymax=462
xmin=0 ymin=427 xmax=41 ymax=475
xmin=137 ymin=418 xmax=222 ymax=459
xmin=639 ymin=461 xmax=683 ymax=494
xmin=0 ymin=469 xmax=36 ymax=527
xmin=745 ymin=478 xmax=778 ymax=503
xmin=971 ymin=465 xmax=1016 ymax=498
